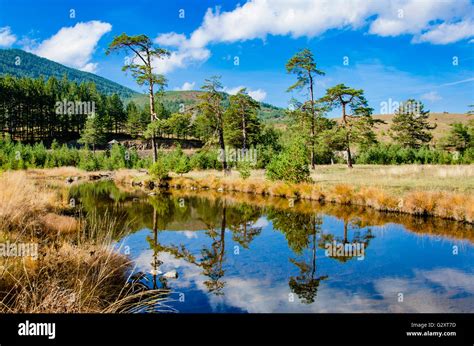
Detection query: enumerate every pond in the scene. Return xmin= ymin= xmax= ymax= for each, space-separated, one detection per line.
xmin=69 ymin=181 xmax=474 ymax=313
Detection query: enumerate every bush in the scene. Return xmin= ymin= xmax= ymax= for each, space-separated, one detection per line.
xmin=237 ymin=161 xmax=252 ymax=180
xmin=189 ymin=149 xmax=222 ymax=170
xmin=266 ymin=138 xmax=310 ymax=183
xmin=355 ymin=143 xmax=471 ymax=164
xmin=149 ymin=158 xmax=170 ymax=181
xmin=174 ymin=155 xmax=191 ymax=175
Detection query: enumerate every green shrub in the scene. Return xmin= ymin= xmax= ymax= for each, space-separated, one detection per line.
xmin=237 ymin=161 xmax=252 ymax=179
xmin=189 ymin=150 xmax=221 ymax=170
xmin=266 ymin=138 xmax=310 ymax=183
xmin=174 ymin=155 xmax=191 ymax=175
xmin=149 ymin=159 xmax=170 ymax=181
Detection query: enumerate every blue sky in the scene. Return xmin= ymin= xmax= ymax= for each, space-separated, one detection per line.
xmin=0 ymin=0 xmax=473 ymax=115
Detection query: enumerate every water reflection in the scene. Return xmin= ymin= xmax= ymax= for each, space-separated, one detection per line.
xmin=69 ymin=182 xmax=474 ymax=313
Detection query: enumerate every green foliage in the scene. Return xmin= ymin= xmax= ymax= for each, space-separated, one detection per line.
xmin=266 ymin=138 xmax=310 ymax=183
xmin=224 ymin=88 xmax=261 ymax=149
xmin=189 ymin=150 xmax=221 ymax=170
xmin=438 ymin=120 xmax=473 ymax=153
xmin=390 ymin=99 xmax=435 ymax=148
xmin=254 ymin=126 xmax=283 ymax=168
xmin=0 ymin=136 xmax=147 ymax=171
xmin=237 ymin=161 xmax=252 ymax=180
xmin=356 ymin=143 xmax=473 ymax=164
xmin=0 ymin=74 xmax=131 ymax=143
xmin=78 ymin=115 xmax=106 ymax=150
xmin=319 ymin=83 xmax=376 ymax=167
xmin=149 ymin=159 xmax=170 ymax=180
xmin=126 ymin=101 xmax=148 ymax=138
xmin=174 ymin=155 xmax=191 ymax=175
xmin=286 ymin=48 xmax=325 ymax=93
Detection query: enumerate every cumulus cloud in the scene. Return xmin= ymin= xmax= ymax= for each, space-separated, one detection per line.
xmin=153 ymin=32 xmax=210 ymax=74
xmin=224 ymin=85 xmax=267 ymax=101
xmin=29 ymin=21 xmax=112 ymax=73
xmin=420 ymin=91 xmax=442 ymax=102
xmin=174 ymin=81 xmax=196 ymax=91
xmin=0 ymin=26 xmax=16 ymax=47
xmin=415 ymin=20 xmax=474 ymax=45
xmin=153 ymin=0 xmax=473 ymax=73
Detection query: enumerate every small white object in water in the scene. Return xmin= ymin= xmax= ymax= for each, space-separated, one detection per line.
xmin=163 ymin=270 xmax=178 ymax=279
xmin=149 ymin=269 xmax=162 ymax=276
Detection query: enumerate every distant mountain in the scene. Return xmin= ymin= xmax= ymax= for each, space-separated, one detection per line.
xmin=0 ymin=49 xmax=286 ymax=121
xmin=129 ymin=90 xmax=287 ymax=121
xmin=0 ymin=49 xmax=137 ymax=98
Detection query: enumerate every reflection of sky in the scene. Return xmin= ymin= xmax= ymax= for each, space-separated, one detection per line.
xmin=118 ymin=216 xmax=474 ymax=313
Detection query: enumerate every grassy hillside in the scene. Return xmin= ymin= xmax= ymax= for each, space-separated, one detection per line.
xmin=271 ymin=113 xmax=472 ymax=143
xmin=0 ymin=49 xmax=137 ymax=98
xmin=129 ymin=90 xmax=286 ymax=121
xmin=373 ymin=113 xmax=472 ymax=143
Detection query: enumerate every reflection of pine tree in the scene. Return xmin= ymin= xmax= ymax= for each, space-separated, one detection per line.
xmin=201 ymin=203 xmax=226 ymax=295
xmin=288 ymin=215 xmax=328 ymax=304
xmin=146 ymin=207 xmax=167 ymax=289
xmin=229 ymin=204 xmax=263 ymax=248
xmin=319 ymin=218 xmax=375 ymax=263
xmin=151 ymin=199 xmax=231 ymax=296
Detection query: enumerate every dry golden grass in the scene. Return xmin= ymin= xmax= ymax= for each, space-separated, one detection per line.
xmin=0 ymin=243 xmax=132 ymax=313
xmin=40 ymin=213 xmax=79 ymax=234
xmin=0 ymin=170 xmax=171 ymax=313
xmin=0 ymin=171 xmax=55 ymax=231
xmin=310 ymin=164 xmax=474 ymax=194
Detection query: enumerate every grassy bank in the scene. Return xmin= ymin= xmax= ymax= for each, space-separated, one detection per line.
xmin=0 ymin=170 xmax=168 ymax=313
xmin=24 ymin=165 xmax=473 ymax=223
xmin=161 ymin=165 xmax=474 ymax=223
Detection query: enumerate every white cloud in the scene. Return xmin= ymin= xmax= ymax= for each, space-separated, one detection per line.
xmin=248 ymin=89 xmax=267 ymax=102
xmin=174 ymin=81 xmax=196 ymax=91
xmin=224 ymin=85 xmax=267 ymax=101
xmin=30 ymin=21 xmax=112 ymax=73
xmin=153 ymin=0 xmax=473 ymax=73
xmin=369 ymin=0 xmax=470 ymax=38
xmin=155 ymin=32 xmax=187 ymax=47
xmin=153 ymin=32 xmax=210 ymax=74
xmin=415 ymin=20 xmax=474 ymax=45
xmin=420 ymin=91 xmax=442 ymax=102
xmin=0 ymin=26 xmax=16 ymax=47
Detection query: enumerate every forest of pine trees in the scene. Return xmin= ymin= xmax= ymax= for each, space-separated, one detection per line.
xmin=0 ymin=75 xmax=127 ymax=142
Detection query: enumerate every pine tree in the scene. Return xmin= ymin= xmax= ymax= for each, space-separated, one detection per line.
xmin=107 ymin=33 xmax=170 ymax=162
xmin=198 ymin=76 xmax=229 ymax=173
xmin=225 ymin=88 xmax=261 ymax=150
xmin=319 ymin=84 xmax=376 ymax=168
xmin=78 ymin=114 xmax=106 ymax=151
xmin=286 ymin=48 xmax=325 ymax=169
xmin=390 ymin=99 xmax=435 ymax=149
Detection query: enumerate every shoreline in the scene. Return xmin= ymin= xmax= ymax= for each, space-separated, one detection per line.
xmin=162 ymin=175 xmax=474 ymax=224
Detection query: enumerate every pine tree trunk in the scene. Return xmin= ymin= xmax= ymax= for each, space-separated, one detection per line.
xmin=309 ymin=73 xmax=316 ymax=170
xmin=342 ymin=103 xmax=353 ymax=168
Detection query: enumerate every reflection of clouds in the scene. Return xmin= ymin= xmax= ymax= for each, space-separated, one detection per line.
xmin=419 ymin=268 xmax=474 ymax=294
xmin=253 ymin=217 xmax=269 ymax=229
xmin=177 ymin=231 xmax=198 ymax=239
xmin=132 ymin=246 xmax=474 ymax=312
xmin=218 ymin=268 xmax=474 ymax=313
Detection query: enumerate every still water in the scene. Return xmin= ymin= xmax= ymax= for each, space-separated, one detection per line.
xmin=70 ymin=181 xmax=474 ymax=313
